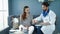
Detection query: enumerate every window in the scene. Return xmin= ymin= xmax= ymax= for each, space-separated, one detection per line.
xmin=0 ymin=0 xmax=9 ymax=31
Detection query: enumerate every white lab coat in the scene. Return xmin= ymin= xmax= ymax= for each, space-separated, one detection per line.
xmin=34 ymin=10 xmax=56 ymax=34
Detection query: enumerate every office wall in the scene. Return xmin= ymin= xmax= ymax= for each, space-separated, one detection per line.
xmin=49 ymin=0 xmax=60 ymax=32
xmin=9 ymin=0 xmax=42 ymax=15
xmin=9 ymin=0 xmax=60 ymax=33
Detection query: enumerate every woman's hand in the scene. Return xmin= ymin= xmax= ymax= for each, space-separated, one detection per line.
xmin=24 ymin=25 xmax=29 ymax=30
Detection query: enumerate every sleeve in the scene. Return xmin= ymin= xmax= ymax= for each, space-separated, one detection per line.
xmin=30 ymin=15 xmax=34 ymax=25
xmin=49 ymin=12 xmax=56 ymax=25
xmin=34 ymin=14 xmax=42 ymax=21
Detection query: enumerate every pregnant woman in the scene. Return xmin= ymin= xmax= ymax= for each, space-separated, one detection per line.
xmin=19 ymin=6 xmax=34 ymax=34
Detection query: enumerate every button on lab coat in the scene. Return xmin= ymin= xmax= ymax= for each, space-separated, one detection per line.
xmin=34 ymin=10 xmax=56 ymax=34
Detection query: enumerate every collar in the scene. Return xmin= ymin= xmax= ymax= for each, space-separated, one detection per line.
xmin=43 ymin=9 xmax=49 ymax=17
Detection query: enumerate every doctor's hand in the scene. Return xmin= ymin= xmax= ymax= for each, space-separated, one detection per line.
xmin=40 ymin=22 xmax=50 ymax=26
xmin=32 ymin=19 xmax=38 ymax=24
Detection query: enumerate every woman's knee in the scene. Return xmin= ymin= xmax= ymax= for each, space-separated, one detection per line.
xmin=29 ymin=26 xmax=34 ymax=31
xmin=19 ymin=25 xmax=24 ymax=30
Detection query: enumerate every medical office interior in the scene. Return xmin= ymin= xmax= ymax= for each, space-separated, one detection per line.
xmin=0 ymin=0 xmax=60 ymax=34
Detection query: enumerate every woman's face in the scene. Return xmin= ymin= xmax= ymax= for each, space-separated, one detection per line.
xmin=25 ymin=8 xmax=30 ymax=13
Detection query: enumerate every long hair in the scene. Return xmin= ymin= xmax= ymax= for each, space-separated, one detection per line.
xmin=22 ymin=6 xmax=29 ymax=20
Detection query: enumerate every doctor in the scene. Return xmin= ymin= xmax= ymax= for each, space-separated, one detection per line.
xmin=32 ymin=2 xmax=56 ymax=34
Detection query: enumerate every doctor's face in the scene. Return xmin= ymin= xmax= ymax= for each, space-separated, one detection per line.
xmin=42 ymin=5 xmax=48 ymax=11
